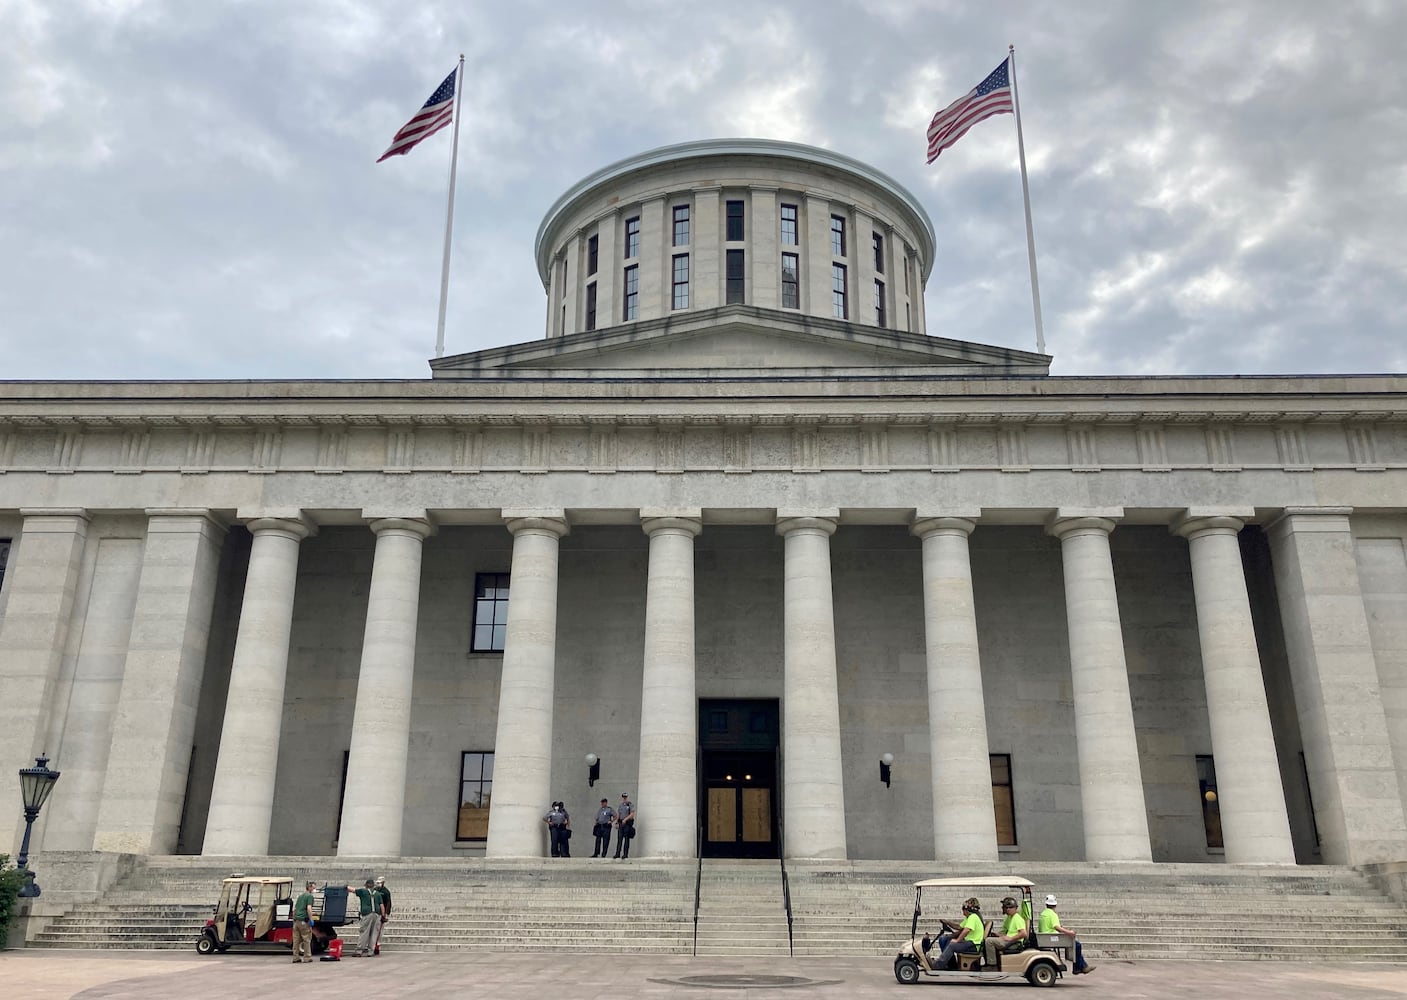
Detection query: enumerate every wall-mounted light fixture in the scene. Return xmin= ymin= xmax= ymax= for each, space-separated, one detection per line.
xmin=880 ymin=752 xmax=894 ymax=789
xmin=585 ymin=752 xmax=601 ymax=787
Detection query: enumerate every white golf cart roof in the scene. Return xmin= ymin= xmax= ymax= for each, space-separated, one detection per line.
xmin=912 ymin=876 xmax=1036 ymax=889
xmin=221 ymin=875 xmax=293 ymax=885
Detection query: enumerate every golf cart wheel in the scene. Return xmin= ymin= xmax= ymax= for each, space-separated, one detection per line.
xmin=895 ymin=958 xmax=921 ymax=984
xmin=196 ymin=934 xmax=216 ymax=955
xmin=1026 ymin=960 xmax=1058 ymax=987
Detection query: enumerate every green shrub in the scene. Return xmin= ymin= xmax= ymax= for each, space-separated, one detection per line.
xmin=0 ymin=854 xmax=28 ymax=949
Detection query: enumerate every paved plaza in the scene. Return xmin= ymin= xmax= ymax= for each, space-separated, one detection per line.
xmin=2 ymin=950 xmax=1406 ymax=999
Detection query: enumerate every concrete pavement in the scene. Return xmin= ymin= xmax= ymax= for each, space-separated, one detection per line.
xmin=2 ymin=951 xmax=1407 ymax=999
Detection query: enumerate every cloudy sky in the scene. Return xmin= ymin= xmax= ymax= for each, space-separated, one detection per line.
xmin=4 ymin=0 xmax=1405 ymax=380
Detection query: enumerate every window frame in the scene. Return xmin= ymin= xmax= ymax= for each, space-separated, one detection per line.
xmin=873 ymin=231 xmax=884 ymax=273
xmin=672 ymin=204 xmax=690 ymax=247
xmin=587 ymin=234 xmax=599 ymax=276
xmin=831 ymin=262 xmax=847 ymax=319
xmin=874 ymin=279 xmax=886 ymax=328
xmin=672 ymin=253 xmax=690 ymax=310
xmin=991 ymin=753 xmax=1017 ymax=847
xmin=830 ymin=215 xmax=846 ymax=257
xmin=726 ymin=249 xmax=745 ymax=305
xmin=624 ymin=216 xmax=641 ymax=259
xmin=780 ymin=204 xmax=798 ymax=246
xmin=584 ymin=282 xmax=597 ymax=331
xmin=623 ymin=264 xmax=639 ymax=320
xmin=471 ymin=571 xmax=510 ymax=653
xmin=457 ymin=750 xmax=495 ymax=842
xmin=781 ymin=252 xmax=800 ymax=309
xmin=725 ymin=200 xmax=745 ymax=242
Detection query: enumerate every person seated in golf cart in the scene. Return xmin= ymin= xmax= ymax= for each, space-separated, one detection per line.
xmin=984 ymin=896 xmax=1028 ymax=965
xmin=931 ymin=897 xmax=986 ymax=969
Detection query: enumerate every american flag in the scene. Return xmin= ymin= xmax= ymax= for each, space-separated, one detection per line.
xmin=377 ymin=68 xmax=457 ymax=163
xmin=926 ymin=58 xmax=1014 ymax=164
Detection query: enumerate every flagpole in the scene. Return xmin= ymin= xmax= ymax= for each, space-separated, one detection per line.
xmin=1008 ymin=44 xmax=1046 ymax=356
xmin=434 ymin=54 xmax=465 ymax=359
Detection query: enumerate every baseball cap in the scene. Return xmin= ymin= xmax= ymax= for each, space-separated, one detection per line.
xmin=621 ymin=791 xmax=629 ymax=797
xmin=1045 ymin=894 xmax=1058 ymax=906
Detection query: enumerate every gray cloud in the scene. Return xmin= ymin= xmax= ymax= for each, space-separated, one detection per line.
xmin=1 ymin=0 xmax=1403 ymax=379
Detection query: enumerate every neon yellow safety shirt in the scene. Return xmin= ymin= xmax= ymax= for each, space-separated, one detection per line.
xmin=961 ymin=911 xmax=985 ymax=947
xmin=1038 ymin=908 xmax=1060 ymax=934
xmin=1002 ymin=912 xmax=1026 ymax=937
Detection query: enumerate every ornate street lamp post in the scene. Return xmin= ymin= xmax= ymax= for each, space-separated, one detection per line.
xmin=16 ymin=754 xmax=61 ymax=899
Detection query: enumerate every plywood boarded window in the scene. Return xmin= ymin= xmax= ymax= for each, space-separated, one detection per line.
xmin=458 ymin=751 xmax=494 ymax=841
xmin=991 ymin=753 xmax=1017 ymax=847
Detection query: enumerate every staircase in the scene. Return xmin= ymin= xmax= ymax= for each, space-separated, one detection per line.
xmin=692 ymin=859 xmax=791 ymax=957
xmin=27 ymin=856 xmax=695 ymax=954
xmin=23 ymin=855 xmax=1407 ymax=962
xmin=785 ymin=860 xmax=1407 ymax=962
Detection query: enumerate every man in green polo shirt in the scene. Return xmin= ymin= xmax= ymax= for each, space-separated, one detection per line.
xmin=291 ymin=880 xmax=316 ymax=963
xmin=348 ymin=878 xmax=377 ymax=957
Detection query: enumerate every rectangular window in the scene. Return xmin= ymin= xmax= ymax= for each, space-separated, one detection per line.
xmin=558 ymin=258 xmax=568 ymax=299
xmin=672 ymin=254 xmax=690 ymax=310
xmin=780 ymin=204 xmax=798 ymax=246
xmin=623 ymin=264 xmax=639 ymax=320
xmin=781 ymin=253 xmax=800 ymax=309
xmin=587 ymin=234 xmax=599 ymax=276
xmin=831 ymin=262 xmax=847 ymax=318
xmin=726 ymin=200 xmax=745 ymax=241
xmin=624 ymin=216 xmax=640 ymax=259
xmin=830 ymin=215 xmax=846 ymax=257
xmin=726 ymin=249 xmax=745 ymax=304
xmin=472 ymin=572 xmax=510 ymax=652
xmin=1197 ymin=754 xmax=1224 ymax=850
xmin=457 ymin=751 xmax=495 ymax=841
xmin=905 ymin=302 xmax=911 ymax=332
xmin=903 ymin=255 xmax=910 ymax=292
xmin=335 ymin=749 xmax=350 ymax=843
xmin=991 ymin=754 xmax=1017 ymax=847
xmin=873 ymin=231 xmax=884 ymax=273
xmin=585 ymin=282 xmax=597 ymax=331
xmin=0 ymin=538 xmax=10 ymax=594
xmin=672 ymin=205 xmax=690 ymax=246
xmin=874 ymin=279 xmax=886 ymax=328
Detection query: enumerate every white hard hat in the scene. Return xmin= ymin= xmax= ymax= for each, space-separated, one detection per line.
xmin=1044 ymin=894 xmax=1058 ymax=906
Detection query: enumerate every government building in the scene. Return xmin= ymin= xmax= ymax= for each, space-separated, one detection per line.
xmin=4 ymin=139 xmax=1406 ymax=878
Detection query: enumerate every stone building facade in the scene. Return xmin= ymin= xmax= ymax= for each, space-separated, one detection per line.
xmin=2 ymin=140 xmax=1406 ymax=870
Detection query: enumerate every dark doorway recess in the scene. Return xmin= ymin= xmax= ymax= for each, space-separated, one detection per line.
xmin=699 ymin=698 xmax=779 ymax=859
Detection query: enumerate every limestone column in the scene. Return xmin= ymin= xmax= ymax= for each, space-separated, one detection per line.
xmin=636 ymin=511 xmax=702 ymax=858
xmin=776 ymin=512 xmax=847 ymax=858
xmin=1173 ymin=510 xmax=1296 ymax=864
xmin=485 ymin=511 xmax=569 ymax=857
xmin=1266 ymin=507 xmax=1407 ymax=864
xmin=1047 ymin=510 xmax=1152 ymax=862
xmin=202 ymin=514 xmax=314 ymax=855
xmin=911 ymin=514 xmax=998 ymax=861
xmin=337 ymin=515 xmax=434 ymax=857
xmin=0 ymin=509 xmax=89 ymax=853
xmin=93 ymin=510 xmax=225 ymax=854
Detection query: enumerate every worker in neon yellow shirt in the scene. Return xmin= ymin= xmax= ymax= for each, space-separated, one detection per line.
xmin=986 ymin=896 xmax=1027 ymax=963
xmin=1037 ymin=894 xmax=1095 ymax=975
xmin=934 ymin=897 xmax=985 ymax=969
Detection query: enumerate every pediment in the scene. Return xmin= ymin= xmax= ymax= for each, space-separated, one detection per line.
xmin=431 ymin=305 xmax=1049 ymax=378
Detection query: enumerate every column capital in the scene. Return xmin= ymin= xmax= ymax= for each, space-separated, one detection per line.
xmin=19 ymin=507 xmax=91 ymax=525
xmin=503 ymin=510 xmax=569 ymax=539
xmin=776 ymin=513 xmax=838 ymax=538
xmin=1265 ymin=506 xmax=1354 ymax=539
xmin=1046 ymin=508 xmax=1122 ymax=540
xmin=641 ymin=510 xmax=702 ymax=538
xmin=1172 ymin=508 xmax=1253 ymax=540
xmin=242 ymin=515 xmax=316 ymax=542
xmin=368 ymin=516 xmax=436 ymax=540
xmin=911 ymin=514 xmax=979 ymax=539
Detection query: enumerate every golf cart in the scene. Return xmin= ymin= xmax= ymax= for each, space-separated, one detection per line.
xmin=894 ymin=876 xmax=1069 ymax=987
xmin=196 ymin=874 xmax=349 ymax=955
